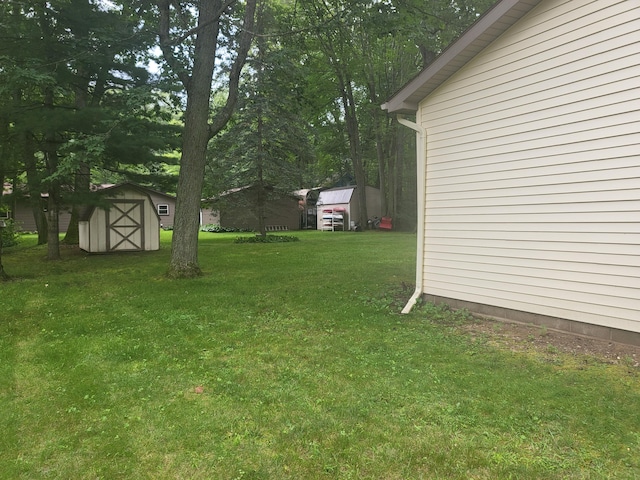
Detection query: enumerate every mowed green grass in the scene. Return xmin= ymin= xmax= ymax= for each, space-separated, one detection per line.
xmin=1 ymin=231 xmax=639 ymax=479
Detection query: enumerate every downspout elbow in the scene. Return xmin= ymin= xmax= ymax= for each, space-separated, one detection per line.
xmin=401 ymin=289 xmax=422 ymax=314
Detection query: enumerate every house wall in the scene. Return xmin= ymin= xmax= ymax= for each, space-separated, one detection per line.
xmin=201 ymin=207 xmax=220 ymax=226
xmin=220 ymin=196 xmax=300 ymax=231
xmin=418 ymin=0 xmax=640 ymax=332
xmin=12 ymin=200 xmax=71 ymax=233
xmin=147 ymin=192 xmax=176 ymax=228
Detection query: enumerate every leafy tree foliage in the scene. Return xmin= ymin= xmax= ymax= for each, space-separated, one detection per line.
xmin=0 ymin=0 xmax=180 ymax=256
xmin=1 ymin=0 xmax=497 ymax=272
xmin=153 ymin=0 xmax=257 ymax=278
xmin=205 ymin=1 xmax=315 ymax=236
xmin=288 ymin=0 xmax=495 ymax=227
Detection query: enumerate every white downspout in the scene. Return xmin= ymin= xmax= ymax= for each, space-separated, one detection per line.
xmin=397 ymin=116 xmax=427 ymax=314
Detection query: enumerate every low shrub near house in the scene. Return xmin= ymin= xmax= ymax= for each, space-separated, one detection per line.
xmin=234 ymin=234 xmax=300 ymax=243
xmin=200 ymin=223 xmax=252 ymax=233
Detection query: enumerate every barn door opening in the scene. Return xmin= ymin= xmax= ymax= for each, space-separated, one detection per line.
xmin=106 ymin=199 xmax=145 ymax=251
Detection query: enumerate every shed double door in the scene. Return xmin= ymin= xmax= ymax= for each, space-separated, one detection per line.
xmin=106 ymin=199 xmax=145 ymax=251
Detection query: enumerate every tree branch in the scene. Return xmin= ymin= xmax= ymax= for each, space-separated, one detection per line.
xmin=157 ymin=0 xmax=191 ymax=88
xmin=208 ymin=0 xmax=257 ymax=138
xmin=168 ymin=0 xmax=238 ymax=46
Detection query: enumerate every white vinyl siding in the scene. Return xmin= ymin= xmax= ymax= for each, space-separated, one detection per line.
xmin=419 ymin=0 xmax=640 ymax=331
xmin=79 ymin=187 xmax=160 ymax=253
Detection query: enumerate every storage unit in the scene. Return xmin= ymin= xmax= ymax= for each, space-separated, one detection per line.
xmin=79 ymin=183 xmax=160 ymax=253
xmin=316 ymin=186 xmax=381 ymax=231
xmin=320 ymin=207 xmax=346 ymax=231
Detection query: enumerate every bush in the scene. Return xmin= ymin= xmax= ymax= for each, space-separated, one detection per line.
xmin=1 ymin=219 xmax=19 ymax=248
xmin=200 ymin=224 xmax=252 ymax=233
xmin=234 ymin=235 xmax=299 ymax=244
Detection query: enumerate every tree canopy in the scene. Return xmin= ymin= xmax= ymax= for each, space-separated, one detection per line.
xmin=0 ymin=0 xmax=496 ymax=272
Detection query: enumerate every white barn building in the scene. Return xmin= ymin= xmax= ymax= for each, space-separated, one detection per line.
xmin=383 ymin=0 xmax=640 ymax=344
xmin=79 ymin=183 xmax=161 ymax=253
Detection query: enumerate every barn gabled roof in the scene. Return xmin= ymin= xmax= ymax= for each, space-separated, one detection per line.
xmin=382 ymin=0 xmax=541 ymax=114
xmin=317 ymin=186 xmax=356 ymax=206
xmin=79 ymin=182 xmax=162 ymax=221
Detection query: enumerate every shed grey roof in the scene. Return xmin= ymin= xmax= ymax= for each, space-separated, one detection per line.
xmin=317 ymin=187 xmax=355 ymax=205
xmin=382 ymin=0 xmax=542 ymax=114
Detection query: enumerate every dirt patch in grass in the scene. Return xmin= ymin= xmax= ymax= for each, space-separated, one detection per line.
xmin=457 ymin=316 xmax=640 ymax=369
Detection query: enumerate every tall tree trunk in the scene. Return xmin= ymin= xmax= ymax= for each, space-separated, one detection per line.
xmin=161 ymin=0 xmax=256 ymax=277
xmin=167 ymin=1 xmax=220 ymax=278
xmin=338 ymin=73 xmax=368 ymax=227
xmin=256 ymin=113 xmax=267 ymax=238
xmin=44 ymin=152 xmax=61 ymax=260
xmin=14 ymin=86 xmax=48 ymax=244
xmin=62 ymin=161 xmax=89 ymax=245
xmin=256 ymin=193 xmax=266 ymax=237
xmin=46 ymin=187 xmax=60 ymax=260
xmin=377 ymin=134 xmax=387 ymax=216
xmin=366 ymin=79 xmax=388 ymax=217
xmin=387 ymin=124 xmax=397 ymax=221
xmin=0 ymin=121 xmax=10 ymax=280
xmin=63 ymin=66 xmax=91 ymax=246
xmin=22 ymin=133 xmax=48 ymax=244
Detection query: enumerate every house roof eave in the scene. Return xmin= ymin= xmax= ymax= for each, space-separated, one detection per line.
xmin=382 ymin=0 xmax=542 ymax=114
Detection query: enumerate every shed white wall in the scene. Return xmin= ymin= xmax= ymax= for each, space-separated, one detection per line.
xmin=315 ymin=186 xmax=381 ymax=230
xmin=419 ymin=0 xmax=640 ymax=332
xmin=83 ymin=207 xmax=109 ymax=252
xmin=80 ymin=188 xmax=160 ymax=252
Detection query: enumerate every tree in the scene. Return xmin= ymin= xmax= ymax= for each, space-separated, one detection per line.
xmin=156 ymin=0 xmax=256 ymax=277
xmin=299 ymin=0 xmax=370 ymax=226
xmin=0 ymin=0 xmax=178 ymax=257
xmin=205 ymin=0 xmax=315 ymax=237
xmin=292 ymin=0 xmax=495 ymax=229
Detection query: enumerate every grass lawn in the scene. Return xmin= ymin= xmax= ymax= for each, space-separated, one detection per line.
xmin=2 ymin=230 xmax=639 ymax=479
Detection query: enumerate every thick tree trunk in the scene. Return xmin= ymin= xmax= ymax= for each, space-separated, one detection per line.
xmin=365 ymin=76 xmax=388 ymax=218
xmin=374 ymin=113 xmax=387 ymax=217
xmin=256 ymin=106 xmax=266 ymax=238
xmin=63 ymin=69 xmax=91 ymax=246
xmin=17 ymin=98 xmax=47 ymax=243
xmin=23 ymin=137 xmax=48 ymax=244
xmin=168 ymin=1 xmax=221 ymax=278
xmin=43 ymin=86 xmax=61 ymax=261
xmin=0 ymin=252 xmax=8 ymax=282
xmin=0 ymin=234 xmax=8 ymax=282
xmin=163 ymin=0 xmax=256 ymax=277
xmin=0 ymin=167 xmax=9 ymax=281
